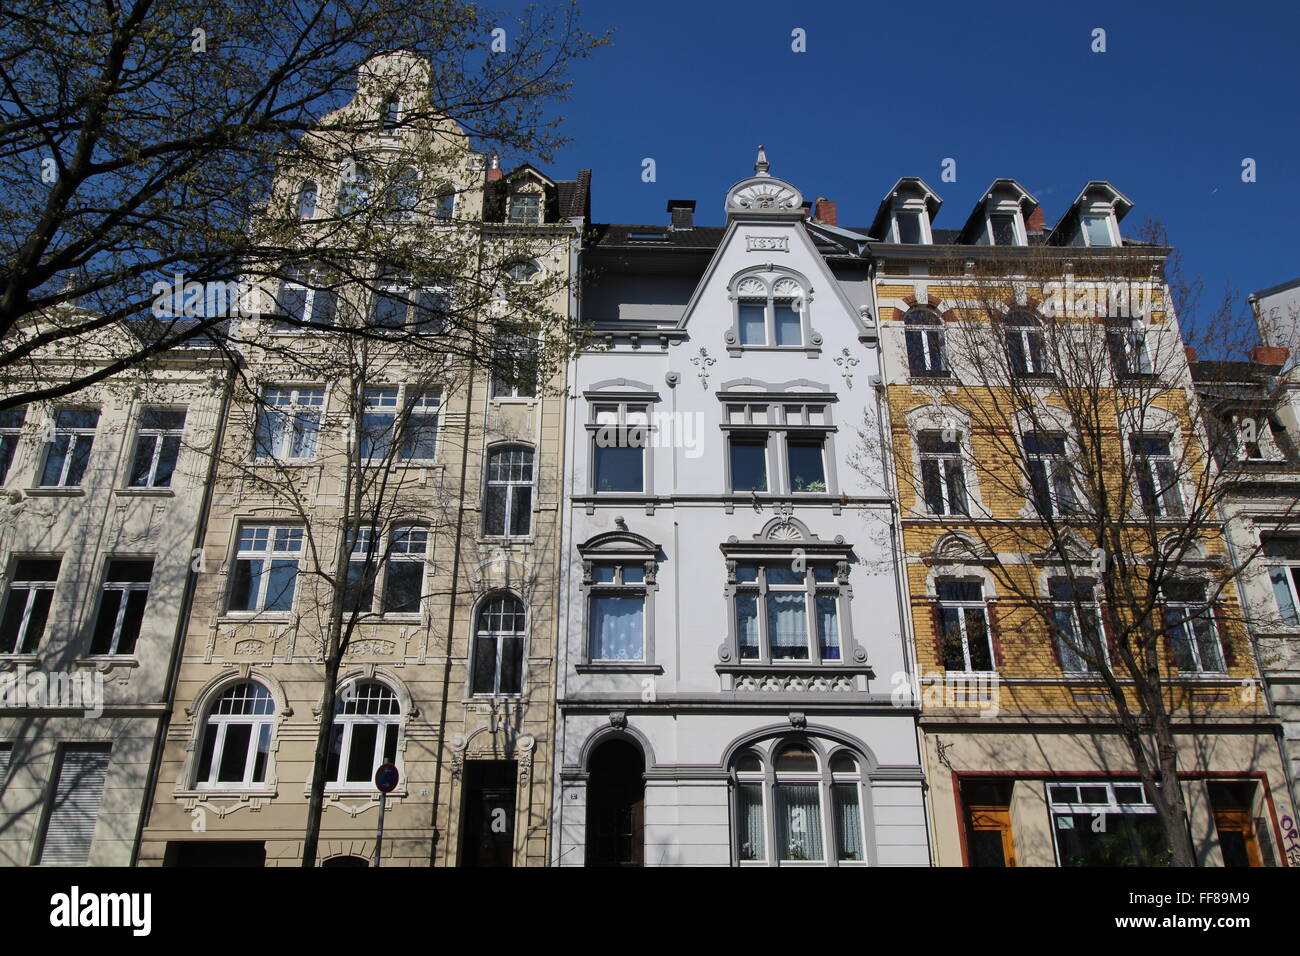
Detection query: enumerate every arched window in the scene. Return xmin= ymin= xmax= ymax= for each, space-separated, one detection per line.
xmin=732 ymin=739 xmax=866 ymax=866
xmin=328 ymin=681 xmax=401 ymax=786
xmin=296 ymin=180 xmax=318 ymax=220
xmin=903 ymin=307 xmax=946 ymax=375
xmin=195 ymin=681 xmax=276 ymax=788
xmin=472 ymin=593 xmax=525 ymax=696
xmin=338 ymin=158 xmax=371 ymax=215
xmin=483 ymin=445 xmax=534 ymax=537
xmin=505 ymin=259 xmax=540 ymax=283
xmin=734 ymin=275 xmax=806 ymax=348
xmin=1005 ymin=309 xmax=1049 ymax=376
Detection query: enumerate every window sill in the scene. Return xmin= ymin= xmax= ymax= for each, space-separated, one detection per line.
xmin=114 ymin=487 xmax=176 ymax=497
xmin=77 ymin=655 xmax=140 ymax=670
xmin=217 ymin=613 xmax=293 ymax=623
xmin=576 ymin=663 xmax=662 ymax=674
xmin=179 ymin=787 xmax=278 ymax=799
xmin=0 ymin=654 xmax=39 ymax=669
xmin=324 ymin=786 xmax=408 ymax=799
xmin=907 ymin=371 xmax=952 ymax=381
xmin=716 ymin=662 xmax=872 ymax=674
xmin=489 ymin=396 xmax=540 ymax=404
xmin=24 ymin=487 xmax=84 ymax=497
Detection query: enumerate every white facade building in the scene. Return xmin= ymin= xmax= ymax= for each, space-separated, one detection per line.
xmin=552 ymin=152 xmax=929 ymax=866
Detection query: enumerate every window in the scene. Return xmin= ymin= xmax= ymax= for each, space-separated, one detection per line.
xmin=895 ymin=210 xmax=923 ymax=244
xmin=734 ymin=742 xmax=865 ymax=866
xmin=0 ymin=406 xmax=25 ymax=483
xmin=1049 ymin=578 xmax=1104 ymax=673
xmin=484 ymin=446 xmax=534 ymax=537
xmin=1048 ymin=781 xmax=1168 ymax=866
xmin=194 ymin=682 xmax=275 ymax=788
xmin=1131 ymin=435 xmax=1183 ymax=518
xmin=383 ymin=526 xmax=428 ymax=614
xmin=296 ymin=180 xmax=317 ymax=220
xmin=254 ymin=387 xmax=324 ymax=461
xmin=505 ymin=259 xmax=540 ymax=283
xmin=507 ymin=193 xmax=541 ymax=224
xmin=1265 ymin=535 xmax=1300 ymax=626
xmin=0 ymin=558 xmax=60 ymax=654
xmin=381 ymin=95 xmax=401 ymax=131
xmin=371 ymin=268 xmax=447 ymax=332
xmin=489 ymin=331 xmax=539 ymax=398
xmin=591 ymin=402 xmax=648 ymax=493
xmin=337 ymin=159 xmax=371 ymax=215
xmin=472 ymin=594 xmax=526 ymax=695
xmin=990 ymin=213 xmax=1017 ymax=246
xmin=787 ymin=435 xmax=826 ymax=492
xmin=228 ymin=525 xmax=303 ymax=612
xmin=128 ymin=408 xmax=185 ymax=488
xmin=0 ymin=744 xmax=8 ymax=788
xmin=735 ymin=276 xmax=806 ymax=348
xmin=588 ymin=562 xmax=647 ymax=662
xmin=360 ymin=387 xmax=439 ymax=462
xmin=1005 ymin=311 xmax=1049 ymax=376
xmin=89 ymin=559 xmax=152 ymax=655
xmin=1223 ymin=413 xmax=1281 ymax=463
xmin=1164 ymin=581 xmax=1224 ymax=673
xmin=729 ymin=435 xmax=768 ymax=492
xmin=38 ymin=746 xmax=110 ymax=865
xmin=1108 ymin=321 xmax=1152 ymax=377
xmin=328 ymin=682 xmax=400 ymax=787
xmin=343 ymin=526 xmax=378 ymax=614
xmin=278 ymin=264 xmax=337 ymax=327
xmin=1024 ymin=432 xmax=1077 ymax=517
xmin=938 ymin=580 xmax=993 ymax=671
xmin=381 ymin=166 xmax=418 ymax=222
xmin=904 ymin=308 xmax=946 ymax=375
xmin=733 ymin=562 xmax=843 ymax=663
xmin=919 ymin=431 xmax=967 ymax=515
xmin=433 ymin=186 xmax=455 ymax=220
xmin=40 ymin=408 xmax=98 ymax=487
xmin=1082 ymin=214 xmax=1114 ymax=247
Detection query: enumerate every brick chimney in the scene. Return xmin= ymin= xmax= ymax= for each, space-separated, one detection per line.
xmin=1025 ymin=207 xmax=1045 ymax=234
xmin=486 ymin=154 xmax=502 ymax=181
xmin=1250 ymin=344 xmax=1290 ymax=367
xmin=666 ymin=199 xmax=695 ymax=230
xmin=812 ymin=197 xmax=838 ymax=226
xmin=1184 ymin=345 xmax=1198 ymax=364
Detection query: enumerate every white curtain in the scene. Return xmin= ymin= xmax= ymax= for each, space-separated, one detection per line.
xmin=767 ymin=592 xmax=807 ymax=659
xmin=590 ymin=595 xmax=644 ymax=660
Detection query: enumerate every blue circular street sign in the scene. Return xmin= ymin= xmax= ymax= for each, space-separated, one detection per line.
xmin=375 ymin=762 xmax=400 ymax=793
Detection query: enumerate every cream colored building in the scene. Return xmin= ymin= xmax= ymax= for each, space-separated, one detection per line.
xmin=137 ymin=53 xmax=585 ymax=866
xmin=0 ymin=329 xmax=228 ymax=865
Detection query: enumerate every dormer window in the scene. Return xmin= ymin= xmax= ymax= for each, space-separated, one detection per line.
xmin=895 ymin=210 xmax=924 ymax=244
xmin=1049 ymin=183 xmax=1133 ymax=248
xmin=961 ymin=180 xmax=1036 ymax=247
xmin=990 ymin=213 xmax=1018 ymax=246
xmin=873 ymin=178 xmax=942 ymax=246
xmin=1083 ymin=214 xmax=1115 ymax=247
xmin=507 ymin=193 xmax=541 ymax=224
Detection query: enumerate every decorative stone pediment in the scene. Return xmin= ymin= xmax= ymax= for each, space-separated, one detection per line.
xmin=922 ymin=531 xmax=996 ymax=566
xmin=725 ymin=146 xmax=803 ymax=217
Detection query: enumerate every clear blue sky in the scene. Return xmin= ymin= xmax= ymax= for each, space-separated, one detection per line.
xmin=506 ymin=0 xmax=1298 ymax=338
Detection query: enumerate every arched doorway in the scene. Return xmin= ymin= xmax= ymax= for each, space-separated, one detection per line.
xmin=586 ymin=738 xmax=645 ymax=866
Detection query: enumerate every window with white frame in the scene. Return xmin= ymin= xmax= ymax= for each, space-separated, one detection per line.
xmin=989 ymin=213 xmax=1019 ymax=246
xmin=278 ymin=263 xmax=337 ymax=328
xmin=1225 ymin=411 xmax=1283 ymax=463
xmin=894 ymin=209 xmax=925 ymax=244
xmin=507 ymin=192 xmax=541 ymax=224
xmin=1108 ymin=321 xmax=1152 ymax=377
xmin=904 ymin=307 xmax=947 ymax=375
xmin=484 ymin=445 xmax=534 ymax=537
xmin=1006 ymin=310 xmax=1050 ymax=376
xmin=359 ymin=386 xmax=439 ymax=462
xmin=128 ymin=407 xmax=186 ymax=488
xmin=1131 ymin=435 xmax=1183 ymax=518
xmin=472 ymin=593 xmax=525 ymax=695
xmin=588 ymin=561 xmax=648 ymax=662
xmin=89 ymin=559 xmax=153 ymax=656
xmin=371 ymin=267 xmax=447 ymax=332
xmin=0 ymin=557 xmax=60 ymax=654
xmin=337 ymin=158 xmax=371 ymax=215
xmin=734 ymin=741 xmax=866 ymax=866
xmin=489 ymin=330 xmax=540 ymax=398
xmin=254 ymin=387 xmax=324 ymax=461
xmin=1024 ymin=432 xmax=1077 ymax=517
xmin=381 ymin=96 xmax=401 ymax=131
xmin=381 ymin=166 xmax=419 ymax=222
xmin=591 ymin=401 xmax=648 ymax=493
xmin=1049 ymin=577 xmax=1104 ymax=673
xmin=40 ymin=408 xmax=98 ymax=487
xmin=228 ymin=525 xmax=303 ymax=613
xmin=0 ymin=406 xmax=25 ymax=484
xmin=432 ymin=183 xmax=455 ymax=220
xmin=296 ymin=180 xmax=317 ymax=219
xmin=918 ymin=431 xmax=968 ymax=515
xmin=1047 ymin=781 xmax=1167 ymax=866
xmin=1081 ymin=214 xmax=1115 ymax=248
xmin=384 ymin=525 xmax=428 ymax=614
xmin=937 ymin=580 xmax=993 ymax=671
xmin=732 ymin=561 xmax=843 ymax=663
xmin=1163 ymin=580 xmax=1224 ymax=673
xmin=194 ymin=681 xmax=275 ymax=788
xmin=1265 ymin=535 xmax=1300 ymax=627
xmin=735 ymin=276 xmax=805 ymax=348
xmin=505 ymin=259 xmax=540 ymax=283
xmin=328 ymin=681 xmax=400 ymax=786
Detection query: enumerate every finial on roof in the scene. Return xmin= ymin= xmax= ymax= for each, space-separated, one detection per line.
xmin=755 ymin=144 xmax=770 ymax=177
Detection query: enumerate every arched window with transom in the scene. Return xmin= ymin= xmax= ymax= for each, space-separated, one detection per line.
xmin=472 ymin=593 xmax=526 ymax=696
xmin=483 ymin=445 xmax=534 ymax=538
xmin=195 ymin=681 xmax=276 ymax=788
xmin=327 ymin=680 xmax=401 ymax=787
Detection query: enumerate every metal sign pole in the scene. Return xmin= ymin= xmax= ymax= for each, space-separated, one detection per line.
xmin=373 ymin=790 xmax=387 ymax=867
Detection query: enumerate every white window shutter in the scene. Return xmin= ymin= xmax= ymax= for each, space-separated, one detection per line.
xmin=39 ymin=746 xmax=110 ymax=865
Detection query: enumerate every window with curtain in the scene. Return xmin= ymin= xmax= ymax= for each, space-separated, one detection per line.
xmin=731 ymin=562 xmax=843 ymax=663
xmin=588 ymin=563 xmax=647 ymax=662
